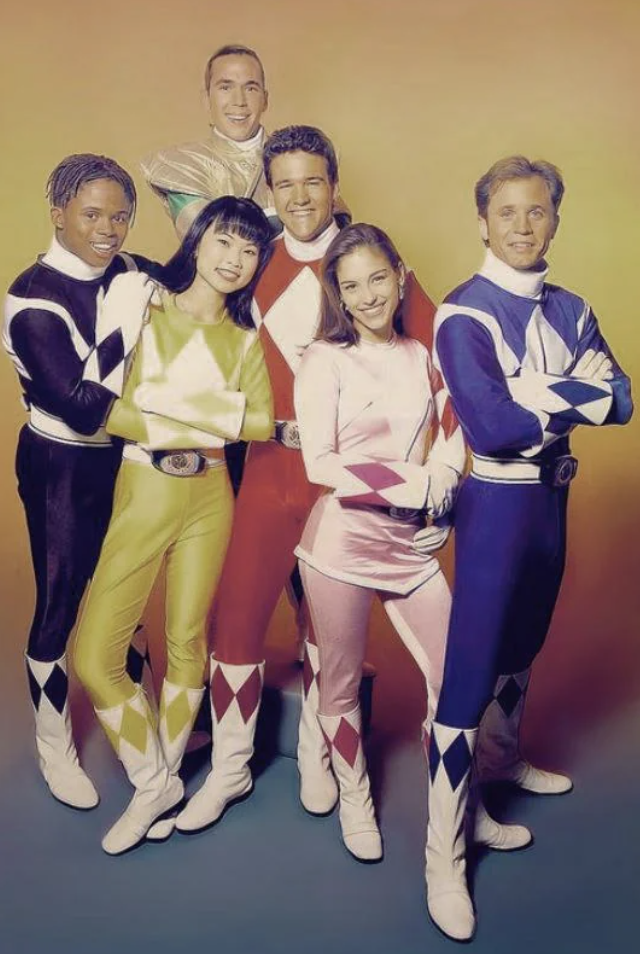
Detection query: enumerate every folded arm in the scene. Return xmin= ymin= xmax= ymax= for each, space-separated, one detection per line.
xmin=505 ymin=305 xmax=633 ymax=429
xmin=9 ymin=308 xmax=114 ymax=435
xmin=129 ymin=334 xmax=274 ymax=444
xmin=571 ymin=305 xmax=632 ymax=424
xmin=436 ymin=314 xmax=555 ymax=457
xmin=294 ymin=346 xmax=430 ymax=510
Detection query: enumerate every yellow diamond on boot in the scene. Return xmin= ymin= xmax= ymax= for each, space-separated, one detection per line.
xmin=164 ymin=691 xmax=193 ymax=743
xmin=120 ymin=703 xmax=149 ymax=754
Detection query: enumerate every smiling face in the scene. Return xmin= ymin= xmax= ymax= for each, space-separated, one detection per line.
xmin=50 ymin=178 xmax=132 ymax=268
xmin=269 ymin=150 xmax=336 ymax=243
xmin=208 ymin=53 xmax=268 ymax=142
xmin=479 ymin=175 xmax=559 ymax=270
xmin=337 ymin=245 xmax=403 ymax=344
xmin=194 ymin=225 xmax=261 ymax=295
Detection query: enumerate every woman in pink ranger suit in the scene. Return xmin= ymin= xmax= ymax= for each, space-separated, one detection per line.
xmin=294 ymin=224 xmax=530 ymax=871
xmin=293 ymin=223 xmax=455 ymax=862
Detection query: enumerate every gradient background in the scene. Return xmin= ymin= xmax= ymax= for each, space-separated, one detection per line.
xmin=1 ymin=0 xmax=639 ymax=949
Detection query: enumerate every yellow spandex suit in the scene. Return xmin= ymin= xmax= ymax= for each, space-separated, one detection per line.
xmin=74 ymin=292 xmax=273 ymax=807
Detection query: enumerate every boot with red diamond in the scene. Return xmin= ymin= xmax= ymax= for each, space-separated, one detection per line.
xmin=176 ymin=656 xmax=264 ymax=832
xmin=318 ymin=705 xmax=382 ymax=862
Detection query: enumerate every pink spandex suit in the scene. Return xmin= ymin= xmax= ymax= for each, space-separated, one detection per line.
xmin=294 ymin=334 xmax=461 ymax=722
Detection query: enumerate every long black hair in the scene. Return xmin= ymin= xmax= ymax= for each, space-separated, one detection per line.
xmin=154 ymin=196 xmax=274 ymax=329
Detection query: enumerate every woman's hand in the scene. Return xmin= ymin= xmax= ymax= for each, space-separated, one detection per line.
xmin=411 ymin=516 xmax=451 ymax=555
xmin=425 ymin=462 xmax=459 ymax=518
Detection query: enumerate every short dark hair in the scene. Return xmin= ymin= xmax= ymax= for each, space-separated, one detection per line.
xmin=47 ymin=154 xmax=137 ymax=213
xmin=203 ymin=44 xmax=266 ymax=92
xmin=263 ymin=125 xmax=339 ymax=187
xmin=318 ymin=223 xmax=405 ymax=346
xmin=156 ymin=196 xmax=273 ymax=330
xmin=475 ymin=155 xmax=565 ymax=217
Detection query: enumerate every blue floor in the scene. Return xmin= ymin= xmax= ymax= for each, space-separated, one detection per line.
xmin=1 ymin=681 xmax=639 ymax=954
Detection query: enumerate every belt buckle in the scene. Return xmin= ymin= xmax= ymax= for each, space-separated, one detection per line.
xmin=151 ymin=450 xmax=206 ymax=477
xmin=388 ymin=507 xmax=422 ymax=521
xmin=541 ymin=454 xmax=578 ymax=488
xmin=274 ymin=420 xmax=301 ymax=451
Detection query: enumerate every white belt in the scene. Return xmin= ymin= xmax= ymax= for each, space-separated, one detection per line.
xmin=471 ymin=455 xmax=542 ymax=484
xmin=29 ymin=406 xmax=111 ymax=446
xmin=122 ymin=443 xmax=225 ymax=469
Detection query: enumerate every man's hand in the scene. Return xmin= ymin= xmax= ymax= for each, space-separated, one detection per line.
xmin=571 ymin=348 xmax=613 ymax=381
xmin=97 ymin=272 xmax=156 ymax=354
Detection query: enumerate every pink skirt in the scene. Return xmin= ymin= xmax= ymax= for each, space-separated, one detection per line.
xmin=295 ymin=492 xmax=440 ymax=594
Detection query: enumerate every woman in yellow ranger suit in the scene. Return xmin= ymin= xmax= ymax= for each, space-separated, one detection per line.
xmin=74 ymin=196 xmax=274 ymax=855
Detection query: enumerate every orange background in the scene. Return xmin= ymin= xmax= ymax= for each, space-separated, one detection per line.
xmin=1 ymin=0 xmax=638 ymax=748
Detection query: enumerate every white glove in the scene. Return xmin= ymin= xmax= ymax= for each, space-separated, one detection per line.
xmin=571 ymin=348 xmax=613 ymax=380
xmin=96 ymin=272 xmax=155 ymax=355
xmin=508 ymin=366 xmax=612 ymax=425
xmin=411 ymin=516 xmax=451 ymax=555
xmin=507 ymin=368 xmax=544 ymax=408
xmin=425 ymin=462 xmax=460 ymax=519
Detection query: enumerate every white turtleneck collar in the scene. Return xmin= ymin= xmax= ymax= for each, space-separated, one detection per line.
xmin=282 ymin=220 xmax=340 ymax=263
xmin=211 ymin=126 xmax=264 ymax=153
xmin=41 ymin=236 xmax=109 ymax=281
xmin=479 ymin=248 xmax=548 ymax=300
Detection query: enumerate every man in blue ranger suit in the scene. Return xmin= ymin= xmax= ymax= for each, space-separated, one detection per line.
xmin=423 ymin=155 xmax=633 ymax=941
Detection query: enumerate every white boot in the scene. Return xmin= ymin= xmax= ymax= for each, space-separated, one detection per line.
xmin=478 ymin=670 xmax=572 ymax=795
xmin=470 ymin=798 xmax=532 ymax=850
xmin=128 ymin=626 xmax=209 ymax=753
xmin=298 ymin=638 xmax=338 ymax=814
xmin=425 ymin=722 xmax=476 ymax=942
xmin=26 ymin=653 xmax=98 ymax=810
xmin=423 ymin=718 xmax=531 ymax=852
xmin=96 ymin=686 xmax=183 ymax=855
xmin=157 ymin=681 xmax=206 ymax=773
xmin=146 ymin=680 xmax=205 ymax=841
xmin=318 ymin=707 xmax=382 ymax=862
xmin=176 ymin=658 xmax=264 ymax=832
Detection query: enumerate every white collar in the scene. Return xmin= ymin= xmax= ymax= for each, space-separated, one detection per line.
xmin=41 ymin=236 xmax=109 ymax=281
xmin=282 ymin=220 xmax=340 ymax=262
xmin=211 ymin=126 xmax=264 ymax=153
xmin=479 ymin=248 xmax=548 ymax=299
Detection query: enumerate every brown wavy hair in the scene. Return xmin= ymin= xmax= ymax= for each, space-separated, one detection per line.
xmin=317 ymin=223 xmax=405 ymax=346
xmin=475 ymin=155 xmax=565 ymax=217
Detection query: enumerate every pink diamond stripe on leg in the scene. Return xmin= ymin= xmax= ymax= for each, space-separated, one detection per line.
xmin=346 ymin=462 xmax=404 ymax=492
xmin=333 ymin=716 xmax=361 ymax=768
xmin=236 ymin=667 xmax=263 ymax=723
xmin=211 ymin=667 xmax=235 ymax=721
